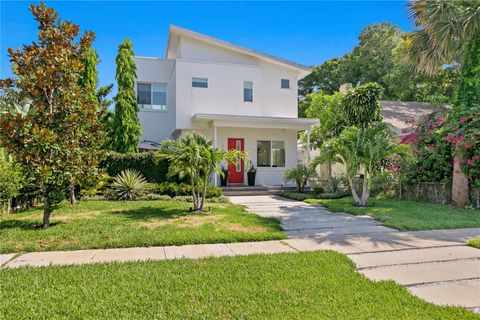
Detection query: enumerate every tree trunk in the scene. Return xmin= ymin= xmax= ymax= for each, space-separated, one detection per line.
xmin=69 ymin=183 xmax=76 ymax=205
xmin=360 ymin=171 xmax=370 ymax=206
xmin=349 ymin=178 xmax=361 ymax=206
xmin=452 ymin=154 xmax=469 ymax=207
xmin=43 ymin=196 xmax=51 ymax=228
xmin=199 ymin=175 xmax=208 ymax=211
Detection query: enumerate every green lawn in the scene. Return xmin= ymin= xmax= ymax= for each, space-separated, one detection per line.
xmin=305 ymin=197 xmax=480 ymax=231
xmin=1 ymin=251 xmax=476 ymax=319
xmin=0 ymin=200 xmax=284 ymax=253
xmin=468 ymin=238 xmax=480 ymax=249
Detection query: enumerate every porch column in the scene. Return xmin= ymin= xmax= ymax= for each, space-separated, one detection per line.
xmin=213 ymin=126 xmax=218 ymax=186
xmin=306 ymin=129 xmax=311 ymax=166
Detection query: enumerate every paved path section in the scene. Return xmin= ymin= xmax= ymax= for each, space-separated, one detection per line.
xmin=1 ymin=195 xmax=479 ymax=312
xmin=229 ymin=195 xmax=480 ymax=312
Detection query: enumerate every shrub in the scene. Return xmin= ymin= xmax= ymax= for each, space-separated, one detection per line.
xmin=140 ymin=194 xmax=171 ymax=201
xmin=145 ymin=182 xmax=222 ymax=198
xmin=284 ymin=165 xmax=317 ymax=192
xmin=111 ymin=170 xmax=147 ymax=200
xmin=101 ymin=151 xmax=168 ymax=183
xmin=282 ymin=190 xmax=351 ymax=201
xmin=0 ymin=159 xmax=23 ymax=213
xmin=312 ymin=185 xmax=325 ymax=194
xmin=173 ymin=196 xmax=192 ymax=202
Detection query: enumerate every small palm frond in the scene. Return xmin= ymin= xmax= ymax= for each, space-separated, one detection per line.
xmin=111 ymin=169 xmax=147 ymax=200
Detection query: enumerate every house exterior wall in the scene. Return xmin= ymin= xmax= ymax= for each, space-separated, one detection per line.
xmin=134 ymin=57 xmax=176 ymax=142
xmin=181 ymin=127 xmax=298 ymax=186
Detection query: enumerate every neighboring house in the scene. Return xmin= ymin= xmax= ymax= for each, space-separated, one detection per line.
xmin=134 ymin=25 xmax=318 ymax=186
xmin=305 ymin=97 xmax=440 ymax=182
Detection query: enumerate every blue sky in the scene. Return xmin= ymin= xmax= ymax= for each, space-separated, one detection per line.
xmin=1 ymin=1 xmax=413 ymax=91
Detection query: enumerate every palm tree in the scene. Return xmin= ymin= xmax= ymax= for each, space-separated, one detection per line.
xmin=160 ymin=132 xmax=247 ymax=212
xmin=406 ymin=0 xmax=480 ymax=206
xmin=314 ymin=123 xmax=408 ymax=206
xmin=406 ymin=0 xmax=480 ymax=75
xmin=284 ymin=164 xmax=317 ymax=193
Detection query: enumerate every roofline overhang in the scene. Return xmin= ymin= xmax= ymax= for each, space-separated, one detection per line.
xmin=166 ymin=24 xmax=312 ymax=77
xmin=192 ymin=113 xmax=319 ymax=130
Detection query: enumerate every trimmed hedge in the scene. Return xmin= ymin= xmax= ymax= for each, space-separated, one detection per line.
xmin=101 ymin=152 xmax=168 ymax=183
xmin=145 ymin=182 xmax=222 ymax=198
xmin=281 ymin=190 xmax=351 ymax=201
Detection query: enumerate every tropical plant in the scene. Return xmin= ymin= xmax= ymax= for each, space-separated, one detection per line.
xmin=0 ymin=3 xmax=104 ymax=227
xmin=111 ymin=169 xmax=147 ymax=200
xmin=340 ymin=82 xmax=383 ymax=128
xmin=284 ymin=164 xmax=317 ymax=193
xmin=406 ymin=0 xmax=480 ymax=206
xmin=160 ymin=132 xmax=247 ymax=212
xmin=314 ymin=123 xmax=408 ymax=206
xmin=112 ymin=38 xmax=142 ymax=153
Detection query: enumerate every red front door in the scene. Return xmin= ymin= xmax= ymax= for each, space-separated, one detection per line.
xmin=227 ymin=138 xmax=244 ymax=184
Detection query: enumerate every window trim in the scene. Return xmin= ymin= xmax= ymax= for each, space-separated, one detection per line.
xmin=136 ymin=81 xmax=167 ymax=112
xmin=192 ymin=77 xmax=208 ymax=88
xmin=256 ymin=140 xmax=286 ymax=168
xmin=281 ymin=79 xmax=290 ymax=89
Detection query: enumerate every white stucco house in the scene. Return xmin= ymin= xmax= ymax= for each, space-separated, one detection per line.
xmin=134 ymin=25 xmax=318 ymax=186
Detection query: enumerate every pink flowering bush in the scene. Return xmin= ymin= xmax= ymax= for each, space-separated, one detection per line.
xmin=400 ymin=110 xmax=453 ymax=184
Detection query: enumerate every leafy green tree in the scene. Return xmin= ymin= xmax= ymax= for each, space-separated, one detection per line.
xmin=160 ymin=132 xmax=247 ymax=212
xmin=340 ymin=82 xmax=383 ymax=128
xmin=0 ymin=2 xmax=103 ymax=227
xmin=97 ymin=84 xmax=114 ymax=149
xmin=0 ymin=158 xmax=23 ymax=213
xmin=314 ymin=123 xmax=408 ymax=206
xmin=299 ymin=58 xmax=345 ymax=97
xmin=112 ymin=38 xmax=141 ymax=153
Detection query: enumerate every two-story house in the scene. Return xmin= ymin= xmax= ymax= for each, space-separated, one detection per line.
xmin=135 ymin=25 xmax=318 ymax=186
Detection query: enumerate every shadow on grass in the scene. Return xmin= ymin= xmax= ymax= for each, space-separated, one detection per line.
xmin=0 ymin=219 xmax=61 ymax=231
xmin=112 ymin=206 xmax=193 ymax=221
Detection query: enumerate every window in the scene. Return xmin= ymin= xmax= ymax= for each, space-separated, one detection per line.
xmin=137 ymin=83 xmax=167 ymax=110
xmin=192 ymin=77 xmax=208 ymax=88
xmin=257 ymin=140 xmax=285 ymax=167
xmin=244 ymin=81 xmax=253 ymax=102
xmin=281 ymin=79 xmax=290 ymax=89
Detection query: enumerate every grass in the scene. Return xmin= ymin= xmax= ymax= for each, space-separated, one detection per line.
xmin=468 ymin=238 xmax=480 ymax=249
xmin=1 ymin=251 xmax=477 ymax=319
xmin=0 ymin=200 xmax=284 ymax=253
xmin=304 ymin=197 xmax=480 ymax=231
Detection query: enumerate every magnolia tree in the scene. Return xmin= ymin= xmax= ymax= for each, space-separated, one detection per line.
xmin=0 ymin=3 xmax=104 ymax=227
xmin=314 ymin=122 xmax=408 ymax=206
xmin=160 ymin=132 xmax=247 ymax=212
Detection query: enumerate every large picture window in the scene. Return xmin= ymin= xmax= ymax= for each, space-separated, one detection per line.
xmin=257 ymin=140 xmax=285 ymax=167
xmin=137 ymin=83 xmax=167 ymax=110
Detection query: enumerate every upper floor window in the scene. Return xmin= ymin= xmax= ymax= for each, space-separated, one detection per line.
xmin=137 ymin=83 xmax=167 ymax=111
xmin=244 ymin=81 xmax=253 ymax=102
xmin=281 ymin=79 xmax=290 ymax=89
xmin=192 ymin=77 xmax=208 ymax=88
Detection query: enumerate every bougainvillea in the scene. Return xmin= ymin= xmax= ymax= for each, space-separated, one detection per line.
xmin=400 ymin=110 xmax=453 ymax=184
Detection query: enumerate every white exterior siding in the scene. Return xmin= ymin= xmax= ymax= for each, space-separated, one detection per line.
xmin=133 ymin=25 xmax=317 ymax=185
xmin=134 ymin=58 xmax=176 ymax=142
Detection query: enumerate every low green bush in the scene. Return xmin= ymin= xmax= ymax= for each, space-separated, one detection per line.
xmin=111 ymin=170 xmax=147 ymax=201
xmin=282 ymin=190 xmax=351 ymax=201
xmin=101 ymin=152 xmax=168 ymax=183
xmin=140 ymin=194 xmax=172 ymax=201
xmin=146 ymin=182 xmax=222 ymax=198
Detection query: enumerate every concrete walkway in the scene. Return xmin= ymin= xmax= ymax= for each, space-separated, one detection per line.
xmin=229 ymin=195 xmax=480 ymax=313
xmin=1 ymin=195 xmax=479 ymax=312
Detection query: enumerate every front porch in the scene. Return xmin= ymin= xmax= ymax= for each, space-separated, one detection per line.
xmin=190 ymin=113 xmax=319 ymax=186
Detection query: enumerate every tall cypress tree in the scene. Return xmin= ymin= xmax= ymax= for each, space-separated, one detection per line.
xmin=112 ymin=38 xmax=141 ymax=153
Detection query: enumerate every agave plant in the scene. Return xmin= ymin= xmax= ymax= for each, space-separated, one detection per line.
xmin=111 ymin=169 xmax=147 ymax=200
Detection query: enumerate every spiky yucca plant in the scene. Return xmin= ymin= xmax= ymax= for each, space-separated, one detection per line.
xmin=111 ymin=169 xmax=147 ymax=200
